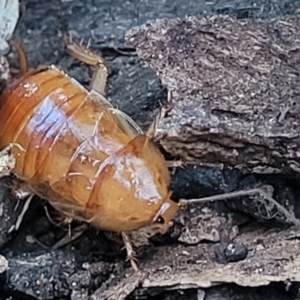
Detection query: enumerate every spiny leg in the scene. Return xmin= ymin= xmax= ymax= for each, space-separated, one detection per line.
xmin=146 ymin=90 xmax=174 ymax=138
xmin=121 ymin=231 xmax=140 ymax=273
xmin=28 ymin=201 xmax=88 ymax=249
xmin=51 ymin=223 xmax=88 ymax=250
xmin=146 ymin=90 xmax=193 ymax=167
xmin=43 ymin=205 xmax=88 ymax=247
xmin=44 ymin=205 xmax=72 ymax=234
xmin=27 ymin=221 xmax=88 ymax=250
xmin=63 ymin=33 xmax=108 ymax=95
xmin=147 ymin=90 xmax=182 ymax=173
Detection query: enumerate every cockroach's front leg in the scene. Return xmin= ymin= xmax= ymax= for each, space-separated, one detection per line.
xmin=121 ymin=231 xmax=141 ymax=274
xmin=146 ymin=90 xmax=174 ymax=138
xmin=63 ymin=33 xmax=108 ymax=95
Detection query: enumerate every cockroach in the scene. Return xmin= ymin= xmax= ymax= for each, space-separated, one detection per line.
xmin=0 ymin=35 xmax=179 ymax=271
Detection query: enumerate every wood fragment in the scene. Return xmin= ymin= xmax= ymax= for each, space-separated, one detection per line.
xmin=126 ymin=15 xmax=300 ymax=174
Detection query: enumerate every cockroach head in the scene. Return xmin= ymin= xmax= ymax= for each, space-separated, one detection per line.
xmin=150 ymin=192 xmax=179 ymax=235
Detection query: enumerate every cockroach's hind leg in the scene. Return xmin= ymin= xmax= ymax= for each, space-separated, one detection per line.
xmin=9 ymin=40 xmax=28 ymax=75
xmin=121 ymin=231 xmax=141 ymax=274
xmin=63 ymin=32 xmax=108 ymax=95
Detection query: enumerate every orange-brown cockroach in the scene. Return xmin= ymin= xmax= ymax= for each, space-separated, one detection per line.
xmin=0 ymin=36 xmax=179 ymax=271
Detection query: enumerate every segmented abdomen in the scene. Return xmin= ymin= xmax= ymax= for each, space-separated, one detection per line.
xmin=0 ymin=66 xmax=134 ymax=209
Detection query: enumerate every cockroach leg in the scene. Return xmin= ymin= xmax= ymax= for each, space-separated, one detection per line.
xmin=121 ymin=231 xmax=140 ymax=273
xmin=147 ymin=104 xmax=172 ymax=138
xmin=6 ymin=181 xmax=33 ymax=234
xmin=0 ymin=142 xmax=25 ymax=154
xmin=51 ymin=224 xmax=88 ymax=250
xmin=88 ymin=57 xmax=107 ymax=95
xmin=14 ymin=194 xmax=33 ymax=230
xmin=11 ymin=181 xmax=32 ymax=200
xmin=25 ymin=234 xmax=51 ymax=249
xmin=63 ymin=33 xmax=108 ymax=95
xmin=147 ymin=91 xmax=174 ymax=138
xmin=44 ymin=205 xmax=82 ymax=238
xmin=8 ymin=194 xmax=33 ymax=233
xmin=9 ymin=40 xmax=28 ymax=75
xmin=165 ymin=160 xmax=185 ymax=168
xmin=26 ymin=223 xmax=87 ymax=250
xmin=44 ymin=205 xmax=69 ymax=232
xmin=179 ymin=185 xmax=300 ymax=227
xmin=165 ymin=160 xmax=186 ymax=176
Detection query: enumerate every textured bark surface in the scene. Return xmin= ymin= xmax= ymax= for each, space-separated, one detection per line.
xmin=127 ymin=15 xmax=300 ymax=174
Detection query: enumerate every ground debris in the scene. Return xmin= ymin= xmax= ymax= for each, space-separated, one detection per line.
xmin=0 ymin=254 xmax=8 ymax=274
xmin=0 ymin=0 xmax=19 ymax=84
xmin=126 ymin=15 xmax=300 ymax=174
xmin=5 ymin=250 xmax=78 ymax=299
xmin=0 ymin=0 xmax=19 ymax=55
xmin=89 ymin=271 xmax=142 ymax=300
xmin=0 ymin=145 xmax=16 ymax=178
xmin=137 ymin=225 xmax=300 ymax=292
xmin=0 ymin=177 xmax=32 ymax=247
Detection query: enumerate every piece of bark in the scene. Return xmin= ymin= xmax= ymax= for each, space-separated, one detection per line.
xmin=138 ymin=225 xmax=300 ymax=292
xmin=126 ymin=15 xmax=300 ymax=174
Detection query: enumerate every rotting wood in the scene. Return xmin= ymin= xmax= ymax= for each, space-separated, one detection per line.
xmin=126 ymin=15 xmax=300 ymax=175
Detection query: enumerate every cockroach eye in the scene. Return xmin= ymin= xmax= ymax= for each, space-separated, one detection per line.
xmin=154 ymin=216 xmax=165 ymax=224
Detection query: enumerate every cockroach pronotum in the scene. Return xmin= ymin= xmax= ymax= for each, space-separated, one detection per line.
xmin=0 ymin=35 xmax=179 ymax=272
